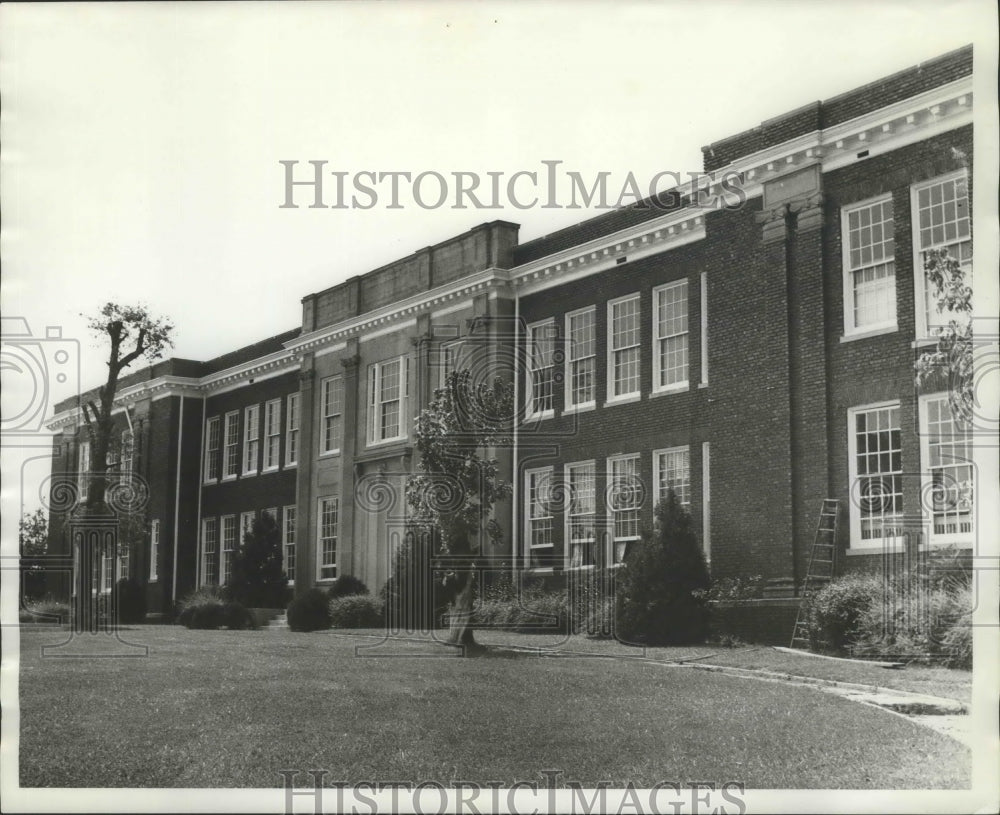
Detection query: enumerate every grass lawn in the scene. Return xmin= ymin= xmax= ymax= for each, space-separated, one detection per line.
xmin=19 ymin=626 xmax=969 ymax=789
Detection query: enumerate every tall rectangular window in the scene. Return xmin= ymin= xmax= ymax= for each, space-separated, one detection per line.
xmin=120 ymin=429 xmax=134 ymax=480
xmin=204 ymin=416 xmax=220 ymax=481
xmin=565 ymin=462 xmax=596 ymax=568
xmin=912 ymin=172 xmax=972 ymax=337
xmin=439 ymin=340 xmax=462 ymax=390
xmin=283 ymin=505 xmax=296 ymax=582
xmin=653 ymin=280 xmax=689 ymax=391
xmin=368 ymin=358 xmax=407 ymax=445
xmin=119 ymin=547 xmax=131 ymax=581
xmin=241 ymin=510 xmax=255 ymax=542
xmin=565 ymin=308 xmax=596 ymax=409
xmin=221 ymin=515 xmax=237 ymax=585
xmin=321 ymin=375 xmax=344 ymax=454
xmin=223 ymin=412 xmax=239 ymax=478
xmin=77 ymin=440 xmax=90 ymax=499
xmin=318 ymin=497 xmax=339 ymax=580
xmin=285 ymin=393 xmax=299 ymax=466
xmin=243 ymin=405 xmax=260 ymax=475
xmin=149 ymin=519 xmax=160 ymax=582
xmin=201 ymin=518 xmax=218 ymax=586
xmin=263 ymin=399 xmax=281 ymax=470
xmin=920 ymin=395 xmax=974 ymax=543
xmin=527 ymin=321 xmax=556 ymax=416
xmin=608 ymin=295 xmax=641 ymax=400
xmin=525 ymin=467 xmax=554 ymax=567
xmin=655 ymin=446 xmax=690 ymax=507
xmin=848 ymin=403 xmax=903 ymax=546
xmin=843 ymin=196 xmax=896 ymax=334
xmin=609 ymin=454 xmax=642 ymax=563
xmin=101 ymin=550 xmax=114 ymax=594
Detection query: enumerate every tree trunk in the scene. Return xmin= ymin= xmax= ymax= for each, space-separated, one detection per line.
xmin=448 ymin=569 xmax=477 ymax=648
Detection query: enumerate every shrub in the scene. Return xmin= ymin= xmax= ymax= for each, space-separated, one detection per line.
xmin=327 ymin=575 xmax=369 ymax=600
xmin=707 ymin=575 xmax=764 ymax=644
xmin=328 ymin=595 xmax=384 ymax=628
xmin=805 ymin=573 xmax=882 ymax=653
xmin=381 ymin=528 xmax=450 ymax=630
xmin=227 ymin=512 xmax=288 ymax=609
xmin=177 ymin=586 xmax=227 ymax=629
xmin=615 ymin=493 xmax=710 ymax=645
xmin=222 ymin=601 xmax=257 ymax=630
xmin=286 ymin=588 xmax=331 ymax=632
xmin=19 ymin=596 xmax=70 ymax=624
xmin=472 ymin=589 xmax=568 ymax=633
xmin=116 ymin=577 xmax=147 ymax=624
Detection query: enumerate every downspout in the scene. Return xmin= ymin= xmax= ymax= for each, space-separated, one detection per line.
xmin=194 ymin=397 xmax=206 ymax=587
xmin=171 ymin=395 xmax=184 ymax=606
xmin=512 ymin=287 xmax=520 ymax=575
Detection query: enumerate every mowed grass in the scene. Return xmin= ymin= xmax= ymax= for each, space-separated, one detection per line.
xmin=19 ymin=626 xmax=969 ymax=789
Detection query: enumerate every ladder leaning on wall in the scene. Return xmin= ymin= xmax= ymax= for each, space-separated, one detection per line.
xmin=789 ymin=498 xmax=840 ymax=650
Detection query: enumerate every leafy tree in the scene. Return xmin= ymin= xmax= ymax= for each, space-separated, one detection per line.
xmin=228 ymin=511 xmax=288 ymax=608
xmin=405 ymin=369 xmax=513 ymax=649
xmin=915 ymin=247 xmax=973 ymax=426
xmin=19 ymin=508 xmax=49 ymax=601
xmin=615 ymin=491 xmax=710 ymax=645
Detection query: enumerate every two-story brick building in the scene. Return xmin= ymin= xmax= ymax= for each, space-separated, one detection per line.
xmin=45 ymin=46 xmax=979 ymax=637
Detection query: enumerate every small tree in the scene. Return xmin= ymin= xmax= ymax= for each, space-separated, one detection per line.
xmin=406 ymin=369 xmax=513 ymax=649
xmin=915 ymin=247 xmax=973 ymax=426
xmin=228 ymin=512 xmax=288 ymax=608
xmin=19 ymin=508 xmax=49 ymax=601
xmin=615 ymin=491 xmax=710 ymax=645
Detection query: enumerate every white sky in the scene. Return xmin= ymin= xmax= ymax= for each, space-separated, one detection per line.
xmin=1 ymin=0 xmax=997 ymax=521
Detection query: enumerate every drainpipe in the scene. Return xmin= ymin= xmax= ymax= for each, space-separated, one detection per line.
xmin=512 ymin=287 xmax=520 ymax=575
xmin=194 ymin=397 xmax=206 ymax=587
xmin=171 ymin=395 xmax=184 ymax=606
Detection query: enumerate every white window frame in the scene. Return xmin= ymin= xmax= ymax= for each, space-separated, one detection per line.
xmin=317 ymin=497 xmax=339 ymax=581
xmin=367 ymin=357 xmax=408 ymax=446
xmin=201 ymin=518 xmax=219 ymax=586
xmin=240 ymin=510 xmax=255 ymax=544
xmin=100 ymin=548 xmax=114 ymax=594
xmin=221 ymin=515 xmax=237 ymax=585
xmin=564 ymin=461 xmax=596 ymax=569
xmin=263 ymin=399 xmax=281 ymax=471
xmin=652 ymin=280 xmax=689 ymax=394
xmin=320 ymin=375 xmax=344 ymax=455
xmin=120 ymin=429 xmax=134 ymax=481
xmin=204 ymin=416 xmax=220 ymax=483
xmin=119 ymin=546 xmax=131 ymax=582
xmin=283 ymin=504 xmax=296 ymax=584
xmin=910 ymin=170 xmax=972 ymax=341
xmin=654 ymin=445 xmax=691 ymax=508
xmin=564 ymin=307 xmax=597 ymax=412
xmin=285 ymin=393 xmax=300 ymax=467
xmin=606 ymin=293 xmax=641 ymax=404
xmin=77 ymin=440 xmax=90 ymax=499
xmin=149 ymin=519 xmax=160 ymax=582
xmin=841 ymin=194 xmax=897 ymax=337
xmin=223 ymin=411 xmax=240 ymax=480
xmin=526 ymin=319 xmax=557 ymax=419
xmin=847 ymin=401 xmax=904 ymax=552
xmin=524 ymin=466 xmax=555 ymax=568
xmin=608 ymin=453 xmax=642 ymax=564
xmin=439 ymin=339 xmax=463 ymax=391
xmin=242 ymin=404 xmax=260 ymax=476
xmin=918 ymin=393 xmax=975 ymax=547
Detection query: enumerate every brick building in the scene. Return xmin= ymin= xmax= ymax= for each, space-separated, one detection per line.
xmin=46 ymin=46 xmax=978 ymax=636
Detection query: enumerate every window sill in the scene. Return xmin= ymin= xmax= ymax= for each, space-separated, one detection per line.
xmin=148 ymin=578 xmax=158 ymax=584
xmin=911 ymin=337 xmax=939 ymax=349
xmin=525 ymin=410 xmax=555 ymax=423
xmin=261 ymin=466 xmax=280 ymax=474
xmin=318 ymin=450 xmax=341 ymax=459
xmin=241 ymin=471 xmax=258 ymax=479
xmin=202 ymin=479 xmax=218 ymax=486
xmin=562 ymin=403 xmax=596 ymax=416
xmin=284 ymin=462 xmax=298 ymax=469
xmin=604 ymin=394 xmax=641 ymax=408
xmin=698 ymin=382 xmax=708 ymax=389
xmin=367 ymin=437 xmax=408 ymax=449
xmin=840 ymin=324 xmax=898 ymax=343
xmin=221 ymin=475 xmax=238 ymax=483
xmin=564 ymin=564 xmax=596 ymax=572
xmin=846 ymin=544 xmax=903 ymax=556
xmin=650 ymin=383 xmax=689 ymax=399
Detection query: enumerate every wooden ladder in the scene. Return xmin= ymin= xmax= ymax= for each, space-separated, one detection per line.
xmin=789 ymin=498 xmax=840 ymax=649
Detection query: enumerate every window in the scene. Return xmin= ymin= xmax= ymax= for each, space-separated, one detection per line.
xmin=119 ymin=546 xmax=130 ymax=581
xmin=101 ymin=549 xmax=114 ymax=594
xmin=318 ymin=497 xmax=339 ymax=580
xmin=565 ymin=308 xmax=596 ymax=409
xmin=912 ymin=172 xmax=972 ymax=338
xmin=283 ymin=505 xmax=296 ymax=582
xmin=223 ymin=412 xmax=239 ymax=478
xmin=263 ymin=399 xmax=281 ymax=470
xmin=439 ymin=340 xmax=462 ymax=390
xmin=608 ymin=454 xmax=642 ymax=563
xmin=527 ymin=321 xmax=556 ymax=416
xmin=608 ymin=294 xmax=641 ymax=400
xmin=120 ymin=429 xmax=134 ymax=481
xmin=285 ymin=393 xmax=299 ymax=466
xmin=243 ymin=405 xmax=260 ymax=475
xmin=321 ymin=375 xmax=344 ymax=454
xmin=525 ymin=467 xmax=554 ymax=567
xmin=842 ymin=196 xmax=896 ymax=334
xmin=653 ymin=281 xmax=689 ymax=391
xmin=201 ymin=518 xmax=218 ymax=586
xmin=77 ymin=440 xmax=90 ymax=499
xmin=565 ymin=462 xmax=596 ymax=568
xmin=848 ymin=403 xmax=903 ymax=547
xmin=655 ymin=446 xmax=690 ymax=507
xmin=920 ymin=395 xmax=974 ymax=544
xmin=221 ymin=516 xmax=237 ymax=585
xmin=368 ymin=358 xmax=407 ymax=445
xmin=149 ymin=519 xmax=160 ymax=582
xmin=204 ymin=416 xmax=220 ymax=481
xmin=241 ymin=511 xmax=255 ymax=542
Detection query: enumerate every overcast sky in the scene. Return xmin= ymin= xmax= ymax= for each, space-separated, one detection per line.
xmin=1 ymin=0 xmax=997 ymax=521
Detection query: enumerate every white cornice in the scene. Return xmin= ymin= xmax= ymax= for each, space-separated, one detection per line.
xmin=199 ymin=348 xmax=300 ymax=393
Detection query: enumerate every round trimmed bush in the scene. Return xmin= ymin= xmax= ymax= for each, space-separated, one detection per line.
xmin=328 ymin=595 xmax=384 ymax=628
xmin=286 ymin=588 xmax=331 ymax=632
xmin=327 ymin=575 xmax=369 ymax=600
xmin=222 ymin=602 xmax=256 ymax=630
xmin=177 ymin=586 xmax=227 ymax=629
xmin=806 ymin=573 xmax=882 ymax=652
